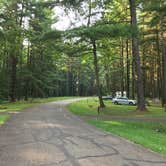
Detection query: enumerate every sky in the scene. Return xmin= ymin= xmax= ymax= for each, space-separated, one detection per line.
xmin=52 ymin=3 xmax=103 ymax=31
xmin=52 ymin=7 xmax=85 ymax=31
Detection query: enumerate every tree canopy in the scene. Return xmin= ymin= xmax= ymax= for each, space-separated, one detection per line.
xmin=0 ymin=0 xmax=166 ymax=110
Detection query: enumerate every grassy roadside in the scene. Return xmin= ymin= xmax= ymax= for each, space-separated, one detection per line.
xmin=0 ymin=97 xmax=76 ymax=125
xmin=0 ymin=115 xmax=9 ymax=125
xmin=68 ymin=98 xmax=166 ymax=117
xmin=68 ymin=98 xmax=166 ymax=154
xmin=88 ymin=120 xmax=166 ymax=154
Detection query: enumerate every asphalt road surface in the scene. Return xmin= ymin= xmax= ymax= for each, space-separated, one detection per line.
xmin=0 ymin=99 xmax=166 ymax=166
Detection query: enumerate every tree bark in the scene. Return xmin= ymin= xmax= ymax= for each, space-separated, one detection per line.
xmin=160 ymin=15 xmax=166 ymax=109
xmin=87 ymin=0 xmax=104 ymax=107
xmin=9 ymin=54 xmax=17 ymax=102
xmin=156 ymin=31 xmax=162 ymax=100
xmin=129 ymin=0 xmax=146 ymax=111
xmin=126 ymin=39 xmax=130 ymax=98
xmin=120 ymin=39 xmax=124 ymax=96
xmin=92 ymin=40 xmax=105 ymax=108
xmin=132 ymin=59 xmax=135 ymax=99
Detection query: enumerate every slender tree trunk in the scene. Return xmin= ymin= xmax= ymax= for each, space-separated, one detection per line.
xmin=132 ymin=59 xmax=135 ymax=99
xmin=24 ymin=43 xmax=31 ymax=101
xmin=87 ymin=0 xmax=104 ymax=107
xmin=66 ymin=71 xmax=70 ymax=96
xmin=129 ymin=0 xmax=146 ymax=111
xmin=87 ymin=0 xmax=92 ymax=26
xmin=9 ymin=54 xmax=17 ymax=102
xmin=141 ymin=18 xmax=147 ymax=99
xmin=160 ymin=15 xmax=166 ymax=109
xmin=92 ymin=40 xmax=105 ymax=108
xmin=126 ymin=39 xmax=130 ymax=98
xmin=142 ymin=44 xmax=147 ymax=98
xmin=120 ymin=39 xmax=124 ymax=96
xmin=105 ymin=72 xmax=111 ymax=94
xmin=156 ymin=31 xmax=162 ymax=100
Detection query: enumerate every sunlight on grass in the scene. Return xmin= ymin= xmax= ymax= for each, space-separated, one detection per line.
xmin=68 ymin=98 xmax=100 ymax=115
xmin=68 ymin=98 xmax=166 ymax=154
xmin=0 ymin=115 xmax=9 ymax=125
xmin=106 ymin=121 xmax=124 ymax=126
xmin=68 ymin=98 xmax=166 ymax=117
xmin=88 ymin=119 xmax=166 ymax=154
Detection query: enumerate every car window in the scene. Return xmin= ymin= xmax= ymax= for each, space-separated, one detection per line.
xmin=121 ymin=98 xmax=128 ymax=100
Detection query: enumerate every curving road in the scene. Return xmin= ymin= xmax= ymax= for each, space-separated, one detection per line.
xmin=0 ymin=99 xmax=165 ymax=166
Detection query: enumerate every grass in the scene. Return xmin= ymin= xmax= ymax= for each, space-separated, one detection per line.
xmin=88 ymin=120 xmax=166 ymax=154
xmin=0 ymin=115 xmax=9 ymax=125
xmin=68 ymin=98 xmax=166 ymax=154
xmin=0 ymin=96 xmax=76 ymax=124
xmin=68 ymin=98 xmax=100 ymax=116
xmin=68 ymin=98 xmax=166 ymax=117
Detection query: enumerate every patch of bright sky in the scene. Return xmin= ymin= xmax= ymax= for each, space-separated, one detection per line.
xmin=52 ymin=7 xmax=80 ymax=30
xmin=52 ymin=2 xmax=103 ymax=31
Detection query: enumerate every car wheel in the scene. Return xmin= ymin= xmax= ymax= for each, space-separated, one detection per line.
xmin=114 ymin=101 xmax=118 ymax=105
xmin=129 ymin=102 xmax=134 ymax=105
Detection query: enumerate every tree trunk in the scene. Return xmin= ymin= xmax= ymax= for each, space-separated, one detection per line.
xmin=87 ymin=0 xmax=104 ymax=107
xmin=160 ymin=15 xmax=166 ymax=109
xmin=156 ymin=31 xmax=162 ymax=100
xmin=142 ymin=44 xmax=147 ymax=98
xmin=129 ymin=0 xmax=146 ymax=111
xmin=105 ymin=72 xmax=111 ymax=94
xmin=120 ymin=39 xmax=124 ymax=97
xmin=9 ymin=54 xmax=17 ymax=102
xmin=132 ymin=59 xmax=135 ymax=99
xmin=92 ymin=40 xmax=105 ymax=108
xmin=126 ymin=39 xmax=130 ymax=98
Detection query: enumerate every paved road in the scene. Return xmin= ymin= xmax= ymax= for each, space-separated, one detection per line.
xmin=0 ymin=99 xmax=165 ymax=166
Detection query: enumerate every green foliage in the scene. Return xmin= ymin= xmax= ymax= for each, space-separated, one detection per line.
xmin=67 ymin=24 xmax=134 ymax=40
xmin=0 ymin=30 xmax=4 ymax=40
xmin=0 ymin=0 xmax=165 ymax=104
xmin=42 ymin=30 xmax=62 ymax=41
xmin=59 ymin=0 xmax=85 ymax=8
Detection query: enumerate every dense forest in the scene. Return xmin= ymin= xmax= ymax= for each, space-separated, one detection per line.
xmin=0 ymin=0 xmax=166 ymax=111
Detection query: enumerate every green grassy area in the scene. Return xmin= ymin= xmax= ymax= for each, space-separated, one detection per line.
xmin=88 ymin=120 xmax=166 ymax=154
xmin=68 ymin=98 xmax=166 ymax=117
xmin=68 ymin=98 xmax=166 ymax=154
xmin=0 ymin=115 xmax=9 ymax=125
xmin=0 ymin=97 xmax=76 ymax=125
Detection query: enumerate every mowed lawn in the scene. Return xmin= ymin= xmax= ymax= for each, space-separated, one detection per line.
xmin=68 ymin=98 xmax=166 ymax=154
xmin=0 ymin=115 xmax=9 ymax=125
xmin=68 ymin=98 xmax=166 ymax=117
xmin=0 ymin=97 xmax=76 ymax=124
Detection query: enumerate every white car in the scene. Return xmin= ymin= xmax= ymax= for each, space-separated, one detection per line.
xmin=112 ymin=97 xmax=137 ymax=105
